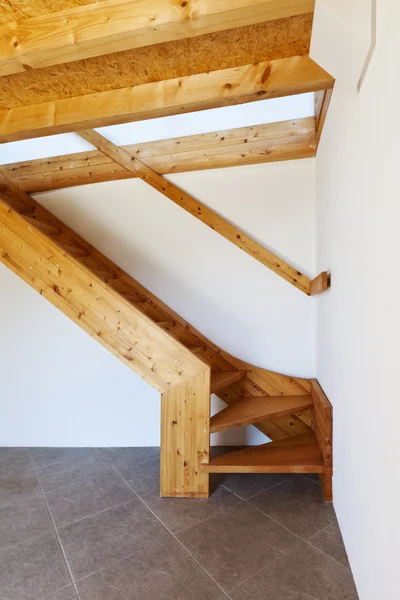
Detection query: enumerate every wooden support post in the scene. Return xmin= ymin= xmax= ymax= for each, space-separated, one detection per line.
xmin=161 ymin=371 xmax=210 ymax=498
xmin=310 ymin=379 xmax=333 ymax=502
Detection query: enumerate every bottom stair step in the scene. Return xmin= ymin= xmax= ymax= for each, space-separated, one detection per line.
xmin=201 ymin=432 xmax=324 ymax=474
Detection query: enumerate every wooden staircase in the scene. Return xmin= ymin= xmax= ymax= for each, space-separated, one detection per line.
xmin=0 ymin=175 xmax=333 ymax=501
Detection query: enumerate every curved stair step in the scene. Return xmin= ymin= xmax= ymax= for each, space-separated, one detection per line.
xmin=210 ymin=394 xmax=313 ymax=433
xmin=211 ymin=370 xmax=247 ymax=393
xmin=201 ymin=432 xmax=324 ymax=473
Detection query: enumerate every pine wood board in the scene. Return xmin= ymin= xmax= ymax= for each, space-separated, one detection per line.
xmin=1 ymin=118 xmax=316 ymax=194
xmin=202 ymin=432 xmax=324 ymax=473
xmin=210 ymin=394 xmax=313 ymax=433
xmin=0 ymin=55 xmax=333 ymax=142
xmin=0 ymin=15 xmax=313 ymax=110
xmin=0 ymin=1 xmax=314 ymax=76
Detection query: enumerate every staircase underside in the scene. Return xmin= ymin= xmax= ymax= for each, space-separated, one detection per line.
xmin=0 ymin=176 xmax=332 ymax=500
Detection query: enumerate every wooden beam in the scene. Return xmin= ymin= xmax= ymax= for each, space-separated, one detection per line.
xmin=78 ymin=128 xmax=314 ymax=294
xmin=0 ymin=56 xmax=333 ymax=142
xmin=314 ymin=88 xmax=333 ymax=145
xmin=0 ymin=0 xmax=315 ymax=77
xmin=310 ymin=271 xmax=330 ymax=295
xmin=1 ymin=118 xmax=317 ymax=193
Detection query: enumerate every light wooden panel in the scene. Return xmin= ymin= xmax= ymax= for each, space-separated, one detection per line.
xmin=210 ymin=395 xmax=313 ymax=433
xmin=202 ymin=432 xmax=324 ymax=473
xmin=311 ymin=379 xmax=333 ymax=501
xmin=1 ymin=118 xmax=317 ymax=193
xmin=0 ymin=56 xmax=333 ymax=142
xmin=78 ymin=128 xmax=314 ymax=294
xmin=0 ymin=0 xmax=315 ymax=76
xmin=161 ymin=371 xmax=210 ymax=497
xmin=315 ymin=88 xmax=333 ymax=144
xmin=0 ymin=15 xmax=313 ymax=110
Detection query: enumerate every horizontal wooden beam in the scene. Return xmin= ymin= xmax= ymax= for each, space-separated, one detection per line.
xmin=78 ymin=128 xmax=314 ymax=294
xmin=0 ymin=56 xmax=333 ymax=142
xmin=1 ymin=118 xmax=317 ymax=193
xmin=0 ymin=0 xmax=315 ymax=77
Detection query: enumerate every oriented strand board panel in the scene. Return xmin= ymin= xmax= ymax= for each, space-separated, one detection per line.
xmin=0 ymin=15 xmax=313 ymax=110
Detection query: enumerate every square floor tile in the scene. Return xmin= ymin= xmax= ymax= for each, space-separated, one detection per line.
xmin=230 ymin=542 xmax=359 ymax=600
xmin=0 ymin=448 xmax=33 ymax=476
xmin=309 ymin=521 xmax=351 ymax=569
xmin=58 ymin=498 xmax=163 ymax=580
xmin=42 ymin=586 xmax=78 ymax=600
xmin=0 ymin=470 xmax=42 ymax=509
xmin=176 ymin=502 xmax=303 ymax=592
xmin=141 ymin=483 xmax=241 ymax=533
xmin=77 ymin=526 xmax=225 ymax=600
xmin=219 ymin=473 xmax=291 ymax=500
xmin=249 ymin=475 xmax=335 ymax=539
xmin=45 ymin=470 xmax=134 ymax=527
xmin=36 ymin=454 xmax=113 ymax=493
xmin=0 ymin=532 xmax=71 ymax=600
xmin=98 ymin=447 xmax=160 ymax=495
xmin=30 ymin=448 xmax=98 ymax=470
xmin=0 ymin=495 xmax=52 ymax=550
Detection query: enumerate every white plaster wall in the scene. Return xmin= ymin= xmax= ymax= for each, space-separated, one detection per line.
xmin=315 ymin=0 xmax=400 ymax=597
xmin=0 ymin=159 xmax=316 ymax=446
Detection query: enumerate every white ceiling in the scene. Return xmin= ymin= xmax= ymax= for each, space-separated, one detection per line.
xmin=0 ymin=94 xmax=314 ymax=166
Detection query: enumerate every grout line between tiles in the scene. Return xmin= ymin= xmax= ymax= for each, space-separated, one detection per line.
xmin=96 ymin=448 xmax=231 ymax=599
xmin=219 ymin=472 xmax=292 ymax=502
xmin=28 ymin=452 xmax=82 ymax=600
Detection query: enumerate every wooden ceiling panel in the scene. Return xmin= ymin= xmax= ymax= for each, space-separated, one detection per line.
xmin=0 ymin=14 xmax=312 ymax=110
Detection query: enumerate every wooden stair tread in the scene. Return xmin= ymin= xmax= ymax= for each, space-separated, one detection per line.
xmin=201 ymin=432 xmax=324 ymax=473
xmin=211 ymin=370 xmax=247 ymax=393
xmin=210 ymin=395 xmax=313 ymax=433
xmin=187 ymin=345 xmax=204 ymax=355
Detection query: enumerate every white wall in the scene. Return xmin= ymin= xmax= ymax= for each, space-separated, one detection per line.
xmin=315 ymin=0 xmax=399 ymax=597
xmin=0 ymin=159 xmax=316 ymax=446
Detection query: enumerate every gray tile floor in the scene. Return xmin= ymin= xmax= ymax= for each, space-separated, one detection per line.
xmin=0 ymin=447 xmax=359 ymax=600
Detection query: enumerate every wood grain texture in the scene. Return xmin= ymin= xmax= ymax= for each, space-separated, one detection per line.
xmin=210 ymin=395 xmax=313 ymax=433
xmin=1 ymin=118 xmax=317 ymax=194
xmin=311 ymin=379 xmax=333 ymax=501
xmin=78 ymin=128 xmax=314 ymax=294
xmin=161 ymin=370 xmax=210 ymax=497
xmin=202 ymin=432 xmax=324 ymax=473
xmin=310 ymin=271 xmax=330 ymax=295
xmin=0 ymin=0 xmax=315 ymax=76
xmin=0 ymin=15 xmax=313 ymax=110
xmin=0 ymin=56 xmax=333 ymax=142
xmin=210 ymin=371 xmax=247 ymax=393
xmin=315 ymin=88 xmax=333 ymax=145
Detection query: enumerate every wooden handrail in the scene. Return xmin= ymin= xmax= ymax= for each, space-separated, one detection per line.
xmin=78 ymin=130 xmax=327 ymax=295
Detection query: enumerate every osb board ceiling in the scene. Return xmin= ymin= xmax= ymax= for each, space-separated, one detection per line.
xmin=0 ymin=14 xmax=312 ymax=110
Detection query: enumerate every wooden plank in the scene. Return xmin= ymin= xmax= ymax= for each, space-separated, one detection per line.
xmin=310 ymin=379 xmax=333 ymax=501
xmin=310 ymin=271 xmax=330 ymax=295
xmin=0 ymin=56 xmax=333 ymax=142
xmin=2 ymin=118 xmax=317 ymax=194
xmin=0 ymin=15 xmax=313 ymax=111
xmin=78 ymin=129 xmax=314 ymax=294
xmin=210 ymin=395 xmax=313 ymax=433
xmin=0 ymin=0 xmax=315 ymax=76
xmin=315 ymin=88 xmax=333 ymax=145
xmin=161 ymin=370 xmax=210 ymax=497
xmin=202 ymin=432 xmax=324 ymax=473
xmin=211 ymin=371 xmax=247 ymax=393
